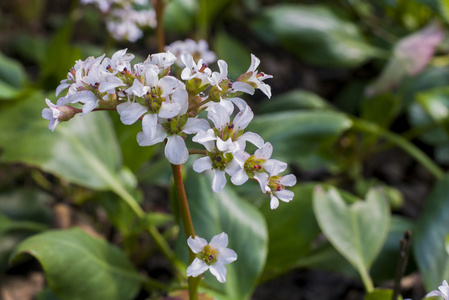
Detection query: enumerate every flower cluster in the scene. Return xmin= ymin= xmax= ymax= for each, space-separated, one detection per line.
xmin=43 ymin=45 xmax=295 ymax=209
xmin=165 ymin=39 xmax=217 ymax=67
xmin=81 ymin=0 xmax=156 ymax=42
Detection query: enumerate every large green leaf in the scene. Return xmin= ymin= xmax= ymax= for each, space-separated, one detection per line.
xmin=251 ymin=4 xmax=379 ymax=67
xmin=313 ymin=187 xmax=390 ymax=285
xmin=10 ymin=228 xmax=142 ymax=300
xmin=260 ymin=183 xmax=321 ymax=273
xmin=176 ymin=170 xmax=268 ymax=300
xmin=248 ymin=111 xmax=352 ymax=170
xmin=413 ymin=174 xmax=449 ymax=290
xmin=0 ymin=92 xmax=130 ymax=190
xmin=257 ymin=89 xmax=330 ymax=114
xmin=0 ymin=52 xmax=26 ymax=88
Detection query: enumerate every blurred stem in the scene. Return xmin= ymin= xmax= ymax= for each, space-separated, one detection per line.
xmin=351 ymin=117 xmax=444 ymax=180
xmin=171 ymin=163 xmax=197 ymax=299
xmin=153 ymin=0 xmax=166 ymax=52
xmin=110 ymin=179 xmax=183 ymax=274
xmin=360 ymin=267 xmax=374 ymax=293
xmin=197 ymin=0 xmax=209 ymax=39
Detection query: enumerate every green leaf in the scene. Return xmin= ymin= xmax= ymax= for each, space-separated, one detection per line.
xmin=0 ymin=52 xmax=26 ymax=88
xmin=361 ymin=93 xmax=401 ymax=128
xmin=10 ymin=228 xmax=142 ymax=300
xmin=261 ymin=183 xmax=321 ymax=273
xmin=248 ymin=111 xmax=352 ymax=170
xmin=176 ymin=169 xmax=268 ymax=300
xmin=257 ymin=89 xmax=330 ymax=114
xmin=251 ymin=4 xmax=379 ymax=67
xmin=365 ymin=289 xmax=396 ymax=300
xmin=413 ymin=174 xmax=449 ymax=290
xmin=417 ymin=86 xmax=449 ymax=137
xmin=0 ymin=92 xmax=141 ymax=214
xmin=313 ymin=187 xmax=390 ymax=288
xmin=213 ymin=31 xmax=251 ymax=80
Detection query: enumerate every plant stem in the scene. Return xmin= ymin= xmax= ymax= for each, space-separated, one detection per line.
xmin=110 ymin=180 xmax=183 ymax=274
xmin=189 ymin=149 xmax=207 ymax=155
xmin=152 ymin=0 xmax=166 ymax=52
xmin=360 ymin=267 xmax=374 ymax=293
xmin=170 ymin=163 xmax=197 ymax=299
xmin=351 ymin=117 xmax=444 ymax=180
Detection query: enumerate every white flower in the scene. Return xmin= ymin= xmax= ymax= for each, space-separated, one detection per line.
xmin=42 ymin=99 xmax=62 ymax=131
xmin=427 ymin=280 xmax=449 ymax=299
xmin=237 ymin=54 xmax=273 ymax=98
xmin=166 ymin=39 xmax=216 ymax=67
xmin=256 ymin=160 xmax=296 ymax=209
xmin=186 ymin=232 xmax=237 ymax=283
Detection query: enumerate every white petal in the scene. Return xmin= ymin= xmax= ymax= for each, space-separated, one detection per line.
xmin=165 ymin=135 xmax=189 ymax=165
xmin=248 ymin=54 xmax=260 ymax=73
xmin=274 ymin=189 xmax=294 ymax=202
xmin=232 ymin=81 xmax=254 ymax=95
xmin=270 ymin=194 xmax=280 ymax=210
xmin=209 ymin=261 xmax=227 ymax=283
xmin=280 ymin=174 xmax=297 ymax=187
xmin=254 ymin=172 xmax=269 ymax=193
xmin=183 ymin=118 xmax=210 ymax=134
xmin=264 ymin=159 xmax=287 ymax=175
xmin=81 ymin=99 xmax=99 ymax=115
xmin=187 ymin=236 xmax=208 ymax=253
xmin=98 ymin=76 xmax=124 ymax=93
xmin=56 ymin=82 xmax=70 ymax=97
xmin=193 ymin=157 xmax=213 ymax=173
xmin=209 ymin=232 xmax=228 ymax=249
xmin=216 ymin=138 xmax=236 ymax=153
xmin=212 ymin=170 xmax=227 ymax=192
xmin=117 ymin=101 xmax=148 ymax=125
xmin=219 ymin=248 xmax=238 ymax=264
xmin=255 ymin=142 xmax=273 ymax=159
xmin=239 ymin=132 xmax=264 ymax=148
xmin=186 ymin=258 xmax=209 ymax=278
xmin=230 ymin=169 xmax=249 ymax=186
xmin=158 ymin=101 xmax=181 ymax=118
xmin=233 ymin=104 xmax=253 ymax=131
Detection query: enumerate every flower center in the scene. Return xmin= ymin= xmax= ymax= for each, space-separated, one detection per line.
xmin=198 ymin=245 xmax=218 ymax=265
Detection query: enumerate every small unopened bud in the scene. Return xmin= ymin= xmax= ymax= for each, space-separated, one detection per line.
xmin=99 ymin=93 xmax=118 ymax=109
xmin=57 ymin=105 xmax=78 ymax=122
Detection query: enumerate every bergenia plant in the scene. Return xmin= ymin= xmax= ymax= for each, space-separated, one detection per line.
xmin=42 ymin=45 xmax=296 ymax=296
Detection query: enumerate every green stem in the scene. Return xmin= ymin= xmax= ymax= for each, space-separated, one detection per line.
xmin=359 ymin=267 xmax=374 ymax=293
xmin=189 ymin=149 xmax=207 ymax=155
xmin=110 ymin=181 xmax=183 ymax=274
xmin=351 ymin=117 xmax=444 ymax=180
xmin=170 ymin=163 xmax=197 ymax=299
xmin=187 ymin=97 xmax=212 ymax=113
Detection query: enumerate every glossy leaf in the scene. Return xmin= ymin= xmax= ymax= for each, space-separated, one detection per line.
xmin=0 ymin=52 xmax=26 ymax=88
xmin=257 ymin=89 xmax=330 ymax=114
xmin=10 ymin=228 xmax=142 ymax=300
xmin=0 ymin=92 xmax=135 ymax=192
xmin=313 ymin=187 xmax=390 ymax=284
xmin=248 ymin=111 xmax=352 ymax=170
xmin=176 ymin=169 xmax=268 ymax=300
xmin=165 ymin=0 xmax=197 ymax=34
xmin=261 ymin=183 xmax=321 ymax=273
xmin=251 ymin=4 xmax=379 ymax=67
xmin=413 ymin=175 xmax=449 ymax=290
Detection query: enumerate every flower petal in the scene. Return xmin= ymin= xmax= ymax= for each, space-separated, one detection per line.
xmin=219 ymin=248 xmax=238 ymax=265
xmin=212 ymin=170 xmax=227 ymax=192
xmin=193 ymin=156 xmax=213 ymax=173
xmin=158 ymin=101 xmax=181 ymax=118
xmin=270 ymin=194 xmax=280 ymax=210
xmin=209 ymin=232 xmax=228 ymax=249
xmin=165 ymin=135 xmax=189 ymax=165
xmin=280 ymin=174 xmax=297 ymax=187
xmin=117 ymin=101 xmax=148 ymax=125
xmin=187 ymin=236 xmax=208 ymax=253
xmin=209 ymin=261 xmax=227 ymax=283
xmin=186 ymin=258 xmax=209 ymax=278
